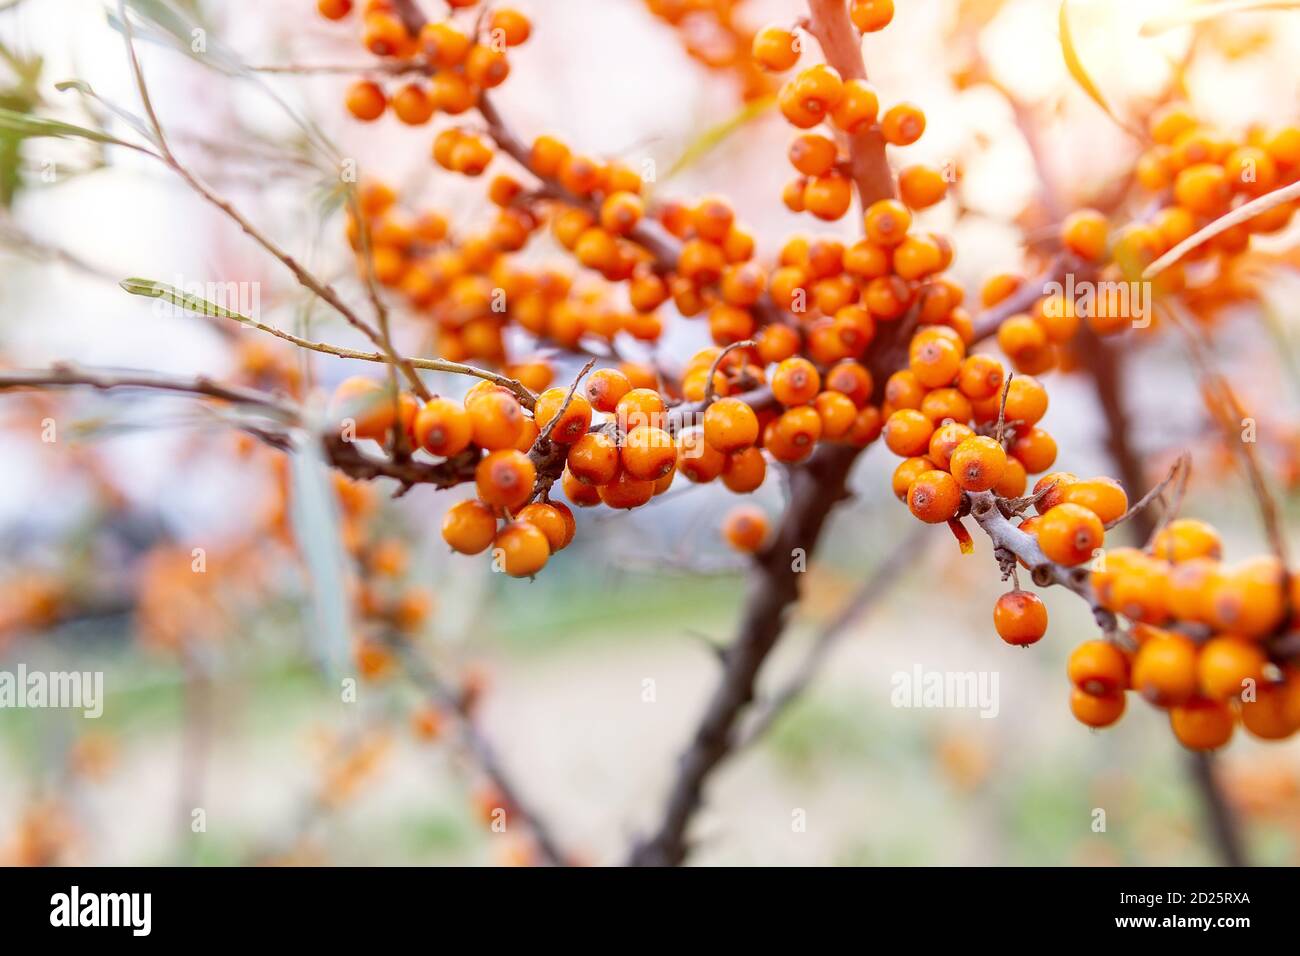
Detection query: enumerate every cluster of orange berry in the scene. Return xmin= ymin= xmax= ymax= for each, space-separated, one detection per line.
xmin=641 ymin=0 xmax=774 ymax=102
xmin=325 ymin=0 xmax=528 ymax=126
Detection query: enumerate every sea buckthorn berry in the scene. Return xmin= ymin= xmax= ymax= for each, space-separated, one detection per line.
xmin=843 ymin=239 xmax=890 ymax=279
xmin=318 ymin=0 xmax=352 ymax=18
xmin=949 ymin=436 xmax=1006 ymax=492
xmin=467 ymin=390 xmax=525 ymax=450
xmin=1207 ymin=557 xmax=1286 ymax=637
xmin=1240 ymin=683 xmax=1298 ymax=740
xmin=1070 ymin=689 xmax=1126 ymax=728
xmin=994 ymin=457 xmax=1028 ymax=497
xmin=693 ymin=196 xmax=735 ymax=243
xmin=997 ymin=314 xmax=1048 ymax=367
xmin=849 ymin=0 xmax=894 ymax=31
xmin=1174 ymin=163 xmax=1230 ymax=216
xmin=898 ymin=164 xmax=948 ymax=209
xmin=529 ymin=134 xmax=570 ymax=178
xmin=516 ymin=503 xmax=573 ymax=552
xmin=789 ymin=133 xmax=838 ymax=176
xmin=957 ymin=355 xmax=1005 ymax=401
xmin=883 ymin=409 xmax=935 ymax=458
xmin=615 ymin=388 xmax=666 ymax=432
xmin=907 ymin=469 xmax=961 ymax=523
xmin=414 ymin=397 xmax=473 ymax=457
xmin=752 ymin=25 xmax=800 ymax=72
xmin=1198 ymin=637 xmax=1266 ymax=701
xmin=920 ymin=388 xmax=972 ymax=426
xmin=678 ymin=238 xmax=726 ymax=283
xmin=804 ymin=174 xmax=853 ymax=220
xmin=1061 ymin=209 xmax=1108 ymax=261
xmin=892 ymin=456 xmax=934 ymax=500
xmin=863 ymin=199 xmax=911 ymax=246
xmin=533 ymin=388 xmax=593 ymax=444
xmin=567 ymin=432 xmax=620 ymax=486
xmin=825 ymin=360 xmax=873 ymax=407
xmin=1132 ymin=633 xmax=1198 ymax=706
xmin=442 ymin=500 xmax=498 ymax=555
xmin=1009 ymin=427 xmax=1057 ymax=474
xmin=1001 ymin=376 xmax=1047 ymax=426
xmin=346 ymin=80 xmax=387 ymax=121
xmin=723 ymin=506 xmax=769 ymax=553
xmin=722 ymin=446 xmax=767 ymax=493
xmin=391 ymin=82 xmax=434 ymax=125
xmin=584 ymin=368 xmax=631 ymax=413
xmin=704 ymin=397 xmax=760 ymax=453
xmin=599 ymin=192 xmax=644 ymax=235
xmin=782 ymin=178 xmax=807 ymax=212
xmin=475 ymin=449 xmax=537 ymax=512
xmin=1068 ymin=640 xmax=1130 ymax=696
xmin=561 ymin=466 xmax=601 ymax=507
xmin=994 ymin=591 xmax=1047 ymax=646
xmin=1033 ymin=294 xmax=1079 ymax=343
xmin=909 ymin=326 xmax=965 ymax=388
xmin=466 ymin=43 xmax=510 ymax=88
xmin=598 ymin=471 xmax=656 ymax=509
xmin=1166 ymin=557 xmax=1219 ymax=622
xmin=494 ymin=521 xmax=550 ymax=577
xmin=1169 ymin=698 xmax=1235 ymax=751
xmin=1062 ymin=477 xmax=1127 ymax=525
xmin=845 ymin=405 xmax=884 ymax=447
xmin=559 ymin=154 xmax=604 ymax=197
xmin=891 ymin=234 xmax=944 ymax=281
xmin=928 ymin=422 xmax=975 ymax=471
xmin=765 ymin=406 xmax=823 ymax=462
xmin=884 ymin=369 xmax=925 ymax=410
xmin=815 ymin=390 xmax=858 ymax=440
xmin=1037 ymin=503 xmax=1104 ymax=566
xmin=881 ymin=102 xmax=925 ymax=145
xmin=772 ymin=357 xmax=821 ymax=406
xmin=721 ymin=262 xmax=767 ymax=307
xmin=677 ymin=428 xmax=726 ymax=483
xmin=331 ymin=376 xmax=397 ymax=442
xmin=1224 ymin=146 xmax=1276 ymax=195
xmin=622 ymin=425 xmax=677 ymax=480
xmin=830 ymin=79 xmax=880 ymax=132
xmin=489 ymin=8 xmax=531 ymax=46
xmin=1152 ymin=518 xmax=1222 ymax=563
xmin=864 ymin=275 xmax=912 ymax=319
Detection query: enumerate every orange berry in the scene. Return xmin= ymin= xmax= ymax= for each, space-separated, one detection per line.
xmin=1062 ymin=477 xmax=1127 ymax=525
xmin=703 ymin=397 xmax=760 ymax=453
xmin=814 ymin=390 xmax=858 ymax=440
xmin=585 ymin=368 xmax=632 ymax=413
xmin=317 ymin=0 xmax=353 ymax=18
xmin=345 ymin=80 xmax=387 ymax=121
xmin=804 ymin=174 xmax=853 ymax=220
xmin=908 ymin=326 xmax=965 ymax=388
xmin=789 ymin=133 xmax=838 ymax=176
xmin=1036 ymin=503 xmax=1104 ymax=566
xmin=330 ymin=376 xmax=397 ymax=442
xmin=615 ymin=387 xmax=666 ymax=430
xmin=1198 ymin=637 xmax=1266 ymax=702
xmin=561 ymin=467 xmax=602 ymax=507
xmin=566 ymin=432 xmax=620 ymax=486
xmin=752 ymin=25 xmax=800 ymax=72
xmin=898 ymin=164 xmax=948 ymax=209
xmin=476 ymin=449 xmax=536 ymax=511
xmin=467 ymin=390 xmax=525 ymax=450
xmin=622 ymin=425 xmax=677 ymax=480
xmin=1152 ymin=518 xmax=1222 ymax=563
xmin=1173 ymin=163 xmax=1231 ymax=216
xmin=1240 ymin=683 xmax=1298 ymax=740
xmin=1060 ymin=209 xmax=1108 ymax=261
xmin=722 ymin=446 xmax=767 ymax=493
xmin=825 ymin=360 xmax=874 ymax=407
xmin=598 ymin=471 xmax=656 ymax=509
xmin=884 ymin=369 xmax=925 ymax=410
xmin=391 ymin=82 xmax=434 ymax=125
xmin=771 ymin=357 xmax=821 ymax=406
xmin=1070 ymin=689 xmax=1126 ymax=728
xmin=442 ymin=499 xmax=498 ymax=555
xmin=884 ymin=408 xmax=935 ymax=458
xmin=764 ymin=406 xmax=823 ymax=462
xmin=516 ymin=503 xmax=573 ymax=552
xmin=1206 ymin=557 xmax=1286 ymax=637
xmin=956 ymin=355 xmax=1005 ymax=401
xmin=599 ymin=191 xmax=644 ymax=235
xmin=948 ymin=436 xmax=1006 ymax=492
xmin=993 ymin=457 xmax=1028 ymax=497
xmin=892 ymin=456 xmax=934 ymax=500
xmin=881 ymin=102 xmax=925 ymax=145
xmin=1169 ymin=698 xmax=1235 ymax=751
xmin=907 ymin=469 xmax=961 ymax=523
xmin=1068 ymin=639 xmax=1130 ymax=696
xmin=676 ymin=428 xmax=726 ymax=483
xmin=533 ymin=388 xmax=593 ymax=444
xmin=993 ymin=591 xmax=1047 ymax=646
xmin=1132 ymin=633 xmax=1199 ymax=706
xmin=1009 ymin=427 xmax=1057 ymax=474
xmin=830 ymin=79 xmax=879 ymax=132
xmin=863 ymin=199 xmax=911 ymax=246
xmin=494 ymin=521 xmax=550 ymax=577
xmin=723 ymin=506 xmax=769 ymax=552
xmin=414 ymin=397 xmax=473 ymax=457
xmin=489 ymin=8 xmax=532 ymax=46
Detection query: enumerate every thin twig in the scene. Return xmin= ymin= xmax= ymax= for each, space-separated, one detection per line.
xmin=703 ymin=340 xmax=754 ymax=405
xmin=1106 ymin=452 xmax=1190 ymax=530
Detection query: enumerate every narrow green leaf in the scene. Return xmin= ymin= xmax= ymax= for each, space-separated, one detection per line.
xmin=1058 ymin=1 xmax=1142 ymax=139
xmin=55 ymin=79 xmax=158 ymax=144
xmin=665 ymin=95 xmax=775 ymax=181
xmin=119 ymin=276 xmax=254 ymax=322
xmin=0 ymin=106 xmax=137 ymax=147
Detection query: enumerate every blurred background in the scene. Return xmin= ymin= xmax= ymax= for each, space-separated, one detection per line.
xmin=1 ymin=0 xmax=1299 ymax=865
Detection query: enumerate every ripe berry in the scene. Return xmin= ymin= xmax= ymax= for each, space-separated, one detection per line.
xmin=585 ymin=368 xmax=631 ymax=413
xmin=600 ymin=192 xmax=644 ymax=235
xmin=1070 ymin=689 xmax=1126 ymax=728
xmin=1009 ymin=427 xmax=1058 ymax=474
xmin=1198 ymin=637 xmax=1265 ymax=701
xmin=829 ymin=79 xmax=879 ymax=132
xmin=561 ymin=467 xmax=602 ymax=506
xmin=1003 ymin=376 xmax=1048 ymax=425
xmin=764 ymin=406 xmax=823 ymax=462
xmin=898 ymin=164 xmax=948 ymax=209
xmin=317 ymin=0 xmax=353 ymax=18
xmin=1061 ymin=209 xmax=1108 ymax=261
xmin=863 ymin=199 xmax=911 ymax=246
xmin=677 ymin=428 xmax=726 ymax=483
xmin=723 ymin=506 xmax=769 ymax=552
xmin=467 ymin=389 xmax=525 ymax=450
xmin=414 ymin=397 xmax=473 ymax=457
xmin=391 ymin=82 xmax=434 ymax=125
xmin=771 ymin=357 xmax=821 ymax=406
xmin=1206 ymin=557 xmax=1285 ymax=637
xmin=849 ymin=0 xmax=894 ymax=32
xmin=1239 ymin=683 xmax=1297 ymax=740
xmin=789 ymin=133 xmax=838 ymax=176
xmin=1067 ymin=639 xmax=1130 ymax=696
xmin=881 ymin=103 xmax=925 ymax=145
xmin=442 ymin=499 xmax=498 ymax=555
xmin=804 ymin=174 xmax=853 ymax=220
xmin=704 ymin=397 xmax=760 ymax=452
xmin=909 ymin=326 xmax=965 ymax=388
xmin=1152 ymin=518 xmax=1222 ymax=563
xmin=949 ymin=436 xmax=1007 ymax=493
xmin=1062 ymin=477 xmax=1127 ymax=525
xmin=993 ymin=590 xmax=1048 ymax=645
xmin=516 ymin=503 xmax=574 ymax=552
xmin=884 ymin=409 xmax=934 ymax=457
xmin=346 ymin=80 xmax=387 ymax=121
xmin=919 ymin=387 xmax=972 ymax=425
xmin=566 ymin=432 xmax=620 ymax=485
xmin=1169 ymin=698 xmax=1235 ymax=750
xmin=892 ymin=456 xmax=934 ymax=501
xmin=476 ymin=449 xmax=536 ymax=511
xmin=534 ymin=387 xmax=593 ymax=444
xmin=489 ymin=8 xmax=532 ymax=46
xmin=494 ymin=521 xmax=550 ymax=577
xmin=598 ymin=471 xmax=656 ymax=509
xmin=1036 ymin=503 xmax=1104 ymax=566
xmin=752 ymin=25 xmax=800 ymax=72
xmin=1174 ymin=163 xmax=1230 ymax=216
xmin=1131 ymin=633 xmax=1198 ymax=706
xmin=956 ymin=355 xmax=1005 ymax=401
xmin=722 ymin=446 xmax=767 ymax=493
xmin=907 ymin=469 xmax=961 ymax=523
xmin=622 ymin=425 xmax=677 ymax=480
xmin=928 ymin=422 xmax=974 ymax=471
xmin=993 ymin=457 xmax=1028 ymax=497
xmin=331 ymin=376 xmax=397 ymax=442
